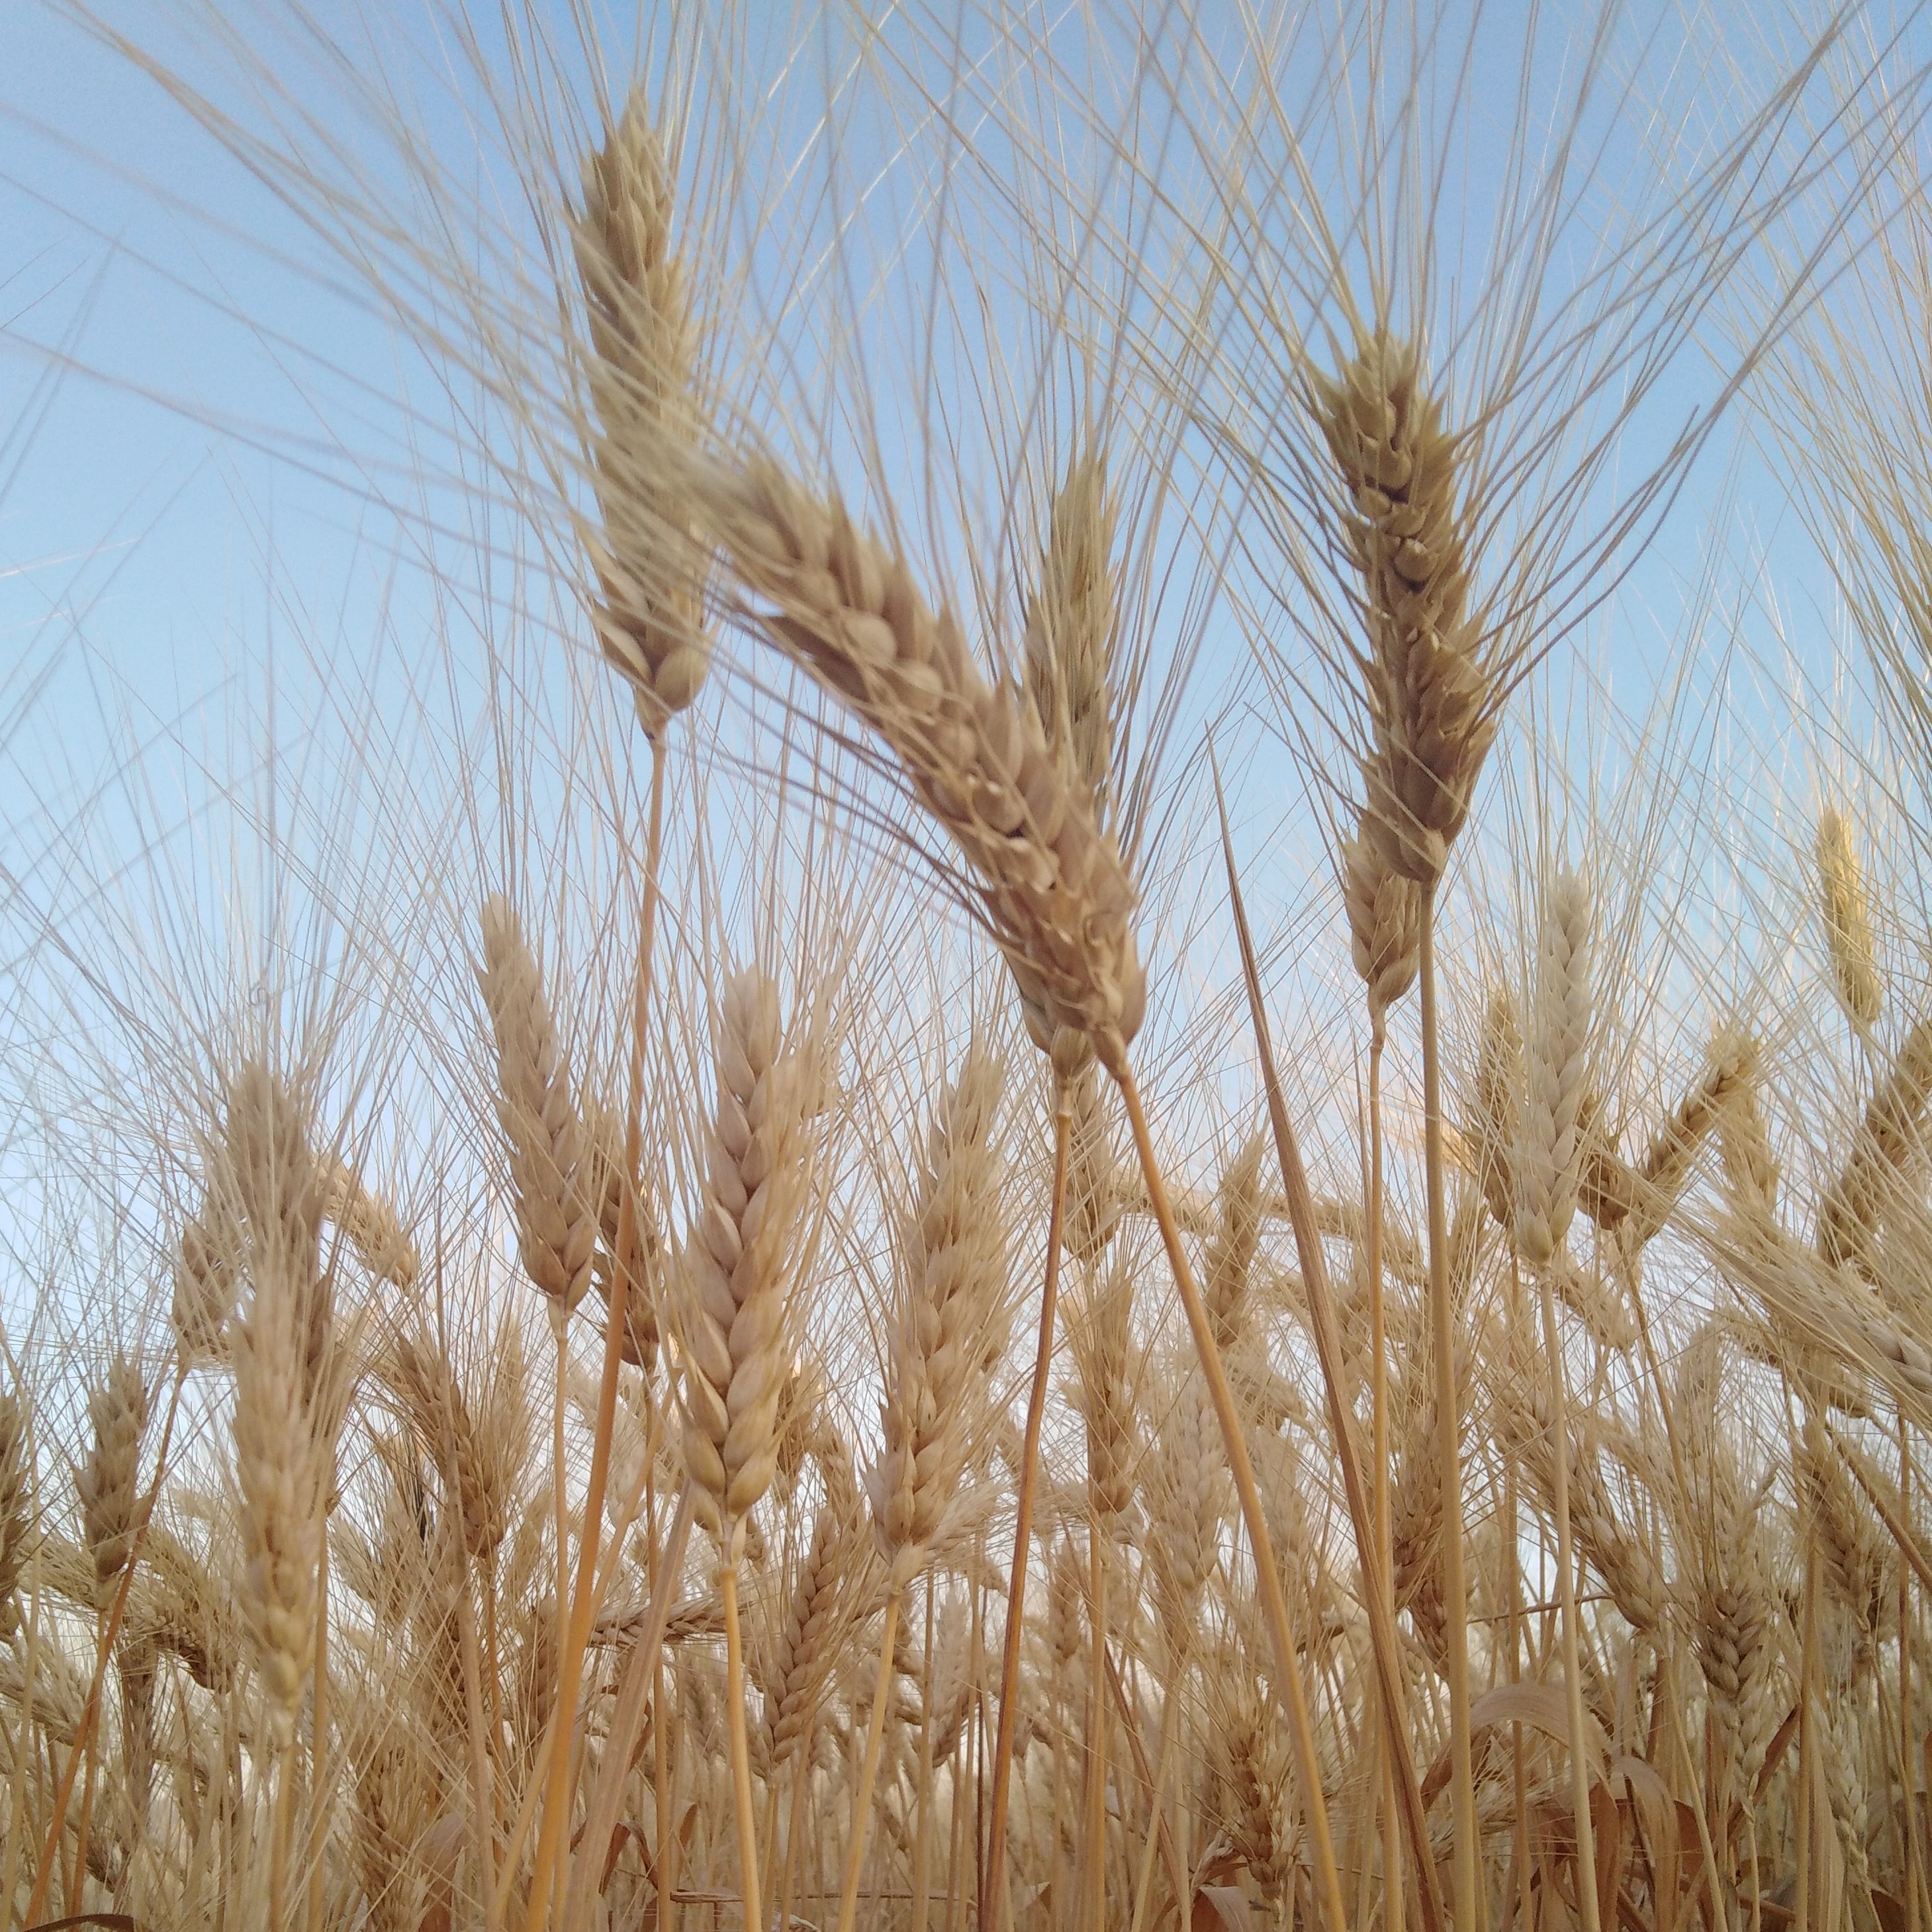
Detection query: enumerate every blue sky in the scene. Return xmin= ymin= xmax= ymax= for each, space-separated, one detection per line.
xmin=0 ymin=0 xmax=1909 ymax=1301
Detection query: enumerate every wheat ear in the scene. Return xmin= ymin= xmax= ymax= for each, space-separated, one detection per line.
xmin=1818 ymin=1017 xmax=1932 ymax=1279
xmin=1316 ymin=330 xmax=1496 ymax=1931
xmin=573 ymin=87 xmax=711 ymax=735
xmin=1515 ymin=866 xmax=1602 ymax=1932
xmin=1314 ymin=330 xmax=1495 ymax=891
xmin=988 ymin=445 xmax=1121 ymax=1930
xmin=845 ymin=1040 xmax=1010 ymax=1932
xmin=668 ymin=968 xmax=816 ymax=1932
xmin=477 ymin=896 xmax=595 ymax=1327
xmin=1817 ymin=804 xmax=1882 ymax=1032
xmin=694 ymin=456 xmax=1144 ymax=1068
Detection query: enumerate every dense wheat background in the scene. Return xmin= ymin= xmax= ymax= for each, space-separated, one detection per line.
xmin=3 ymin=5 xmax=1932 ymax=1931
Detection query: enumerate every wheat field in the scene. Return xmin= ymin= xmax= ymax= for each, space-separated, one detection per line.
xmin=7 ymin=4 xmax=1932 ymax=1931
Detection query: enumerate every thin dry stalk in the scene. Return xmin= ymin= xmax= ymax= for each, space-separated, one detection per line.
xmin=983 ymin=1087 xmax=1071 ymax=1932
xmin=1111 ymin=1060 xmax=1348 ymax=1932
xmin=1216 ymin=770 xmax=1443 ymax=1932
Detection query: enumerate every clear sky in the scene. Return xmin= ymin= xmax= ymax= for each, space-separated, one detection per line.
xmin=0 ymin=0 xmax=1909 ymax=1332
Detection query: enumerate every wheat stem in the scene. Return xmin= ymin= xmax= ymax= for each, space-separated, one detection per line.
xmin=983 ymin=1085 xmax=1071 ymax=1932
xmin=1534 ymin=1264 xmax=1602 ymax=1932
xmin=270 ymin=1730 xmax=298 ymax=1932
xmin=719 ymin=1560 xmax=764 ymax=1932
xmin=526 ymin=732 xmax=668 ymax=1932
xmin=1367 ymin=1035 xmax=1404 ymax=1932
xmin=1418 ymin=891 xmax=1477 ymax=1931
xmin=1109 ymin=1060 xmax=1347 ymax=1932
xmin=24 ymin=1367 xmax=183 ymax=1928
xmin=835 ymin=1588 xmax=903 ymax=1932
xmin=559 ymin=1481 xmax=696 ymax=1932
xmin=1085 ymin=1525 xmax=1108 ymax=1932
xmin=1215 ymin=770 xmax=1442 ymax=1932
xmin=458 ymin=1571 xmax=499 ymax=1923
xmin=1906 ymin=1414 xmax=1920 ymax=1932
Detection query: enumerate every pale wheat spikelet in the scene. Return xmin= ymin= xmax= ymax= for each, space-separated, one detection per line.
xmin=222 ymin=1061 xmax=332 ymax=1390
xmin=572 ymin=87 xmax=711 ymax=733
xmin=1799 ymin=1430 xmax=1894 ymax=1657
xmin=866 ymin=1040 xmax=1011 ymax=1590
xmin=1816 ymin=804 xmax=1882 ymax=1031
xmin=1817 ymin=1017 xmax=1932 ymax=1277
xmin=672 ymin=968 xmax=815 ymax=1557
xmin=385 ymin=1336 xmax=510 ymax=1565
xmin=171 ymin=1205 xmax=235 ymax=1367
xmin=0 ymin=1391 xmax=30 ymax=1641
xmin=1069 ymin=1248 xmax=1137 ymax=1529
xmin=1818 ymin=1701 xmax=1872 ymax=1898
xmin=764 ymin=1469 xmax=871 ymax=1768
xmin=1673 ymin=1334 xmax=1776 ymax=1800
xmin=1314 ymin=330 xmax=1495 ymax=886
xmin=1342 ymin=824 xmax=1421 ymax=1038
xmin=1204 ymin=1132 xmax=1265 ymax=1354
xmin=230 ymin=1230 xmax=326 ymax=1740
xmin=222 ymin=1063 xmax=332 ymax=1739
xmin=586 ymin=1097 xmax=661 ymax=1373
xmin=1626 ymin=1033 xmax=1758 ymax=1246
xmin=1062 ymin=1063 xmax=1121 ymax=1266
xmin=77 ymin=1354 xmax=147 ymax=1596
xmin=1219 ymin=1688 xmax=1295 ymax=1906
xmin=1390 ymin=1389 xmax=1449 ymax=1667
xmin=1535 ymin=1412 xmax=1666 ymax=1637
xmin=1143 ymin=1354 xmax=1229 ymax=1662
xmin=1716 ymin=1043 xmax=1780 ymax=1217
xmin=1024 ymin=449 xmax=1116 ymax=813
xmin=322 ymin=1156 xmax=418 ymax=1289
xmin=1515 ymin=868 xmax=1593 ymax=1269
xmin=475 ymin=895 xmax=595 ymax=1322
xmin=696 ymin=458 xmax=1145 ymax=1066
xmin=1016 ymin=447 xmax=1119 ymax=1076
xmin=1472 ymin=986 xmax=1522 ymax=1229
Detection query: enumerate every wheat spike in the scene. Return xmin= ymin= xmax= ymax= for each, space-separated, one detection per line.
xmin=1070 ymin=1248 xmax=1136 ymax=1530
xmin=1473 ymin=985 xmax=1523 ymax=1230
xmin=1818 ymin=1017 xmax=1932 ymax=1277
xmin=573 ymin=87 xmax=711 ymax=733
xmin=223 ymin=1068 xmax=330 ymax=1741
xmin=77 ymin=1355 xmax=147 ymax=1597
xmin=476 ymin=895 xmax=596 ymax=1322
xmin=865 ymin=1039 xmax=1011 ymax=1590
xmin=1342 ymin=823 xmax=1422 ymax=1037
xmin=1314 ymin=330 xmax=1495 ymax=886
xmin=1062 ymin=1063 xmax=1123 ymax=1266
xmin=1204 ymin=1132 xmax=1265 ymax=1354
xmin=672 ymin=968 xmax=815 ymax=1556
xmin=171 ymin=1205 xmax=235 ymax=1367
xmin=1816 ymin=804 xmax=1882 ymax=1031
xmin=0 ymin=1391 xmax=30 ymax=1641
xmin=1515 ymin=868 xmax=1593 ymax=1269
xmin=322 ymin=1156 xmax=418 ymax=1289
xmin=697 ymin=458 xmax=1145 ymax=1068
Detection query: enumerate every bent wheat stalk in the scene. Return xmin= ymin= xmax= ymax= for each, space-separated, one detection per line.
xmin=1215 ymin=764 xmax=1444 ymax=1932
